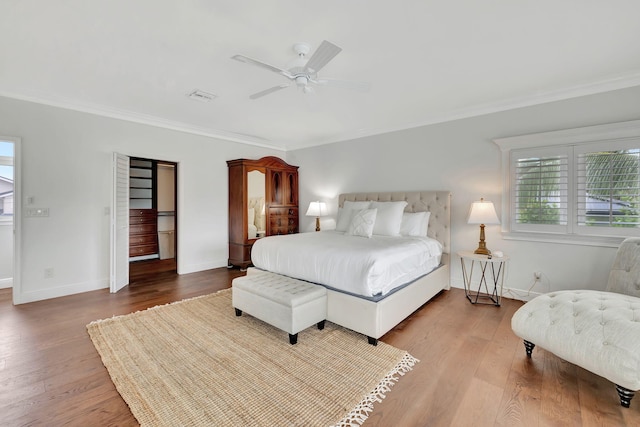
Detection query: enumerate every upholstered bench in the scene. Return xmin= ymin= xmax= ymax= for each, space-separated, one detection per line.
xmin=232 ymin=270 xmax=327 ymax=345
xmin=511 ymin=237 xmax=640 ymax=408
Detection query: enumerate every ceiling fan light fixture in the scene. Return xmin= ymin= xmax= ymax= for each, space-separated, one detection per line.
xmin=232 ymin=39 xmax=369 ymax=100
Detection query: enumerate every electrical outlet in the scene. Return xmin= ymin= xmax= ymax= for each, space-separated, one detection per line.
xmin=534 ymin=271 xmax=542 ymax=280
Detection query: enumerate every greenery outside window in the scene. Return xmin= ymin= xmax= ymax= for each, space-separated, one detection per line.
xmin=494 ymin=120 xmax=640 ymax=246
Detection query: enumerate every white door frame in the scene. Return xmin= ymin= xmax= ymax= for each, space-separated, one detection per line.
xmin=109 ymin=153 xmax=180 ymax=291
xmin=1 ymin=136 xmax=22 ymax=304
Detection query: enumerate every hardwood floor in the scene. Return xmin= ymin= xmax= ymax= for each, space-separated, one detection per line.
xmin=1 ymin=268 xmax=638 ymax=426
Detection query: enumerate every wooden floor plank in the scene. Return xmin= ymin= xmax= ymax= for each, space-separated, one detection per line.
xmin=576 ymin=366 xmax=627 ymax=427
xmin=539 ymin=349 xmax=582 ymax=426
xmin=494 ymin=351 xmax=544 ymax=426
xmin=450 ymin=377 xmax=505 ymax=426
xmin=1 ymin=264 xmax=639 ymax=426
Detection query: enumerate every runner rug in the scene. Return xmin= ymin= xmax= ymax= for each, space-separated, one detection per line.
xmin=87 ymin=288 xmax=418 ymax=427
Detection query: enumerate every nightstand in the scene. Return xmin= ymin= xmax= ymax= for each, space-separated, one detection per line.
xmin=458 ymin=251 xmax=509 ymax=306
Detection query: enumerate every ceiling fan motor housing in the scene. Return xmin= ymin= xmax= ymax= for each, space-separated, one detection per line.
xmin=295 ymin=76 xmax=309 ymax=87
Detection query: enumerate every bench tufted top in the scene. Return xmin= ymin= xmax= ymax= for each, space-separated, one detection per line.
xmin=232 ymin=270 xmax=327 ymax=307
xmin=512 ymin=289 xmax=640 ymax=390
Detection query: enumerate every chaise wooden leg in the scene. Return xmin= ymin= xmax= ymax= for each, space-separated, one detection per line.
xmin=367 ymin=336 xmax=378 ymax=346
xmin=524 ymin=340 xmax=535 ymax=358
xmin=235 ymin=308 xmax=242 ymax=316
xmin=317 ymin=320 xmax=325 ymax=330
xmin=616 ymin=384 xmax=635 ymax=408
xmin=289 ymin=333 xmax=298 ymax=345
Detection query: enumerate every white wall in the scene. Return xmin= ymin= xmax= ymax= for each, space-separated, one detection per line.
xmin=0 ymin=96 xmax=283 ymax=303
xmin=288 ymin=86 xmax=640 ymax=300
xmin=4 ymin=85 xmax=640 ymax=304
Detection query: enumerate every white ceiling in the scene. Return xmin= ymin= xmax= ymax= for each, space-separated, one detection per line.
xmin=2 ymin=1 xmax=640 ymax=151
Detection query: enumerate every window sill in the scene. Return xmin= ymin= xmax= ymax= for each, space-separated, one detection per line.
xmin=502 ymin=231 xmax=624 ymax=248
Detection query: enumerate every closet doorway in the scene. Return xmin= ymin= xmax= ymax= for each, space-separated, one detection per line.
xmin=110 ymin=153 xmax=178 ymax=293
xmin=129 ymin=158 xmax=178 ymax=281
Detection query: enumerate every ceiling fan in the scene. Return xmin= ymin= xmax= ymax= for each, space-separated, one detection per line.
xmin=231 ymin=40 xmax=370 ymax=99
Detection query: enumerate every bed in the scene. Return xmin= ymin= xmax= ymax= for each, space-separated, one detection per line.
xmin=250 ymin=191 xmax=451 ymax=343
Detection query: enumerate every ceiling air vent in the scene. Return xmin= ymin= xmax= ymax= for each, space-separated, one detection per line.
xmin=187 ymin=89 xmax=217 ymax=102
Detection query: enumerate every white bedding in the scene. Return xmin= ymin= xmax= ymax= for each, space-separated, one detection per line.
xmin=251 ymin=231 xmax=443 ymax=297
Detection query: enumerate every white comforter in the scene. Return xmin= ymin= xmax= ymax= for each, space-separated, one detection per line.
xmin=251 ymin=231 xmax=443 ymax=297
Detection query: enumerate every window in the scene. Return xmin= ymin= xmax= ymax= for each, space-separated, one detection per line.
xmin=513 ymin=147 xmax=569 ymax=232
xmin=494 ymin=120 xmax=640 ymax=246
xmin=575 ymin=146 xmax=640 ymax=234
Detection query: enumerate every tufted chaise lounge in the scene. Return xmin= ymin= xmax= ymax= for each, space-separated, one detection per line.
xmin=511 ymin=237 xmax=640 ymax=407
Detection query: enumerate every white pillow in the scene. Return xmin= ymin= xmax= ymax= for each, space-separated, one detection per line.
xmin=247 ymin=208 xmax=255 ymax=226
xmin=336 ymin=201 xmax=372 ymax=232
xmin=346 ymin=208 xmax=377 ymax=238
xmin=370 ymin=201 xmax=408 ymax=236
xmin=400 ymin=211 xmax=431 ymax=237
xmin=420 ymin=211 xmax=431 ymax=236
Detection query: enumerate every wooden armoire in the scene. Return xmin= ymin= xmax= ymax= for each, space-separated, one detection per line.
xmin=227 ymin=156 xmax=299 ymax=269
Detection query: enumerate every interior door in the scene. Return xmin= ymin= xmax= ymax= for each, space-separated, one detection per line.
xmin=110 ymin=153 xmax=129 ymax=292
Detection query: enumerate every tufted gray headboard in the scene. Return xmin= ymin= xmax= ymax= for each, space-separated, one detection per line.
xmin=338 ymin=191 xmax=451 ymax=257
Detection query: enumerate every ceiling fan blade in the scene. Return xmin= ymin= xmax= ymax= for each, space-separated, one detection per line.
xmin=315 ymin=78 xmax=371 ymax=92
xmin=249 ymin=84 xmax=290 ymax=100
xmin=231 ymin=54 xmax=294 ymax=79
xmin=303 ymin=40 xmax=342 ymax=74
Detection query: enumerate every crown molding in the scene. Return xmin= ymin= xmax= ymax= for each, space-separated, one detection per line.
xmin=292 ymin=70 xmax=640 ymax=151
xmin=3 ymin=69 xmax=640 ymax=153
xmin=0 ymin=91 xmax=285 ymax=151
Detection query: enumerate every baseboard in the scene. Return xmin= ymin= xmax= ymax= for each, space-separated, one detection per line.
xmin=449 ymin=281 xmax=542 ymax=302
xmin=14 ymin=278 xmax=109 ymax=304
xmin=500 ymin=287 xmax=543 ymax=302
xmin=178 ymin=258 xmax=228 ymax=275
xmin=0 ymin=277 xmax=12 ymax=289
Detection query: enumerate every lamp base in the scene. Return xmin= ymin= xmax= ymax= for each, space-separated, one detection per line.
xmin=474 ymin=224 xmax=491 ymax=255
xmin=315 ymin=217 xmax=321 ymax=232
xmin=474 ymin=246 xmax=491 ymax=255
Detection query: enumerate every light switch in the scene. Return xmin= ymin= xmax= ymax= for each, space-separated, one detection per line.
xmin=26 ymin=208 xmax=49 ymax=217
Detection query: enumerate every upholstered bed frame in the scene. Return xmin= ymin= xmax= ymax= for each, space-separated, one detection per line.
xmin=328 ymin=191 xmax=451 ymax=344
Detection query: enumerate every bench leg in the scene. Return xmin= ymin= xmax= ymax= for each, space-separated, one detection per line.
xmin=289 ymin=333 xmax=298 ymax=345
xmin=616 ymin=384 xmax=635 ymax=408
xmin=317 ymin=320 xmax=325 ymax=330
xmin=234 ymin=308 xmax=242 ymax=316
xmin=367 ymin=336 xmax=378 ymax=346
xmin=524 ymin=340 xmax=535 ymax=358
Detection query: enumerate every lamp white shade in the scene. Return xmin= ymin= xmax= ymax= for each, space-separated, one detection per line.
xmin=305 ymin=201 xmax=328 ymax=217
xmin=467 ymin=198 xmax=500 ymax=225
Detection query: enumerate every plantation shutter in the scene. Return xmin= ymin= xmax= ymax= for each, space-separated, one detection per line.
xmin=576 ymin=148 xmax=640 ymax=231
xmin=511 ymin=148 xmax=569 ymax=232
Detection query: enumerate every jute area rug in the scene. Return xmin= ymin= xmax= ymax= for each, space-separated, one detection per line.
xmin=87 ymin=288 xmax=418 ymax=427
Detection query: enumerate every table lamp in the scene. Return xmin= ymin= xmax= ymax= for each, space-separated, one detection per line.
xmin=305 ymin=201 xmax=328 ymax=232
xmin=468 ymin=198 xmax=500 ymax=255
